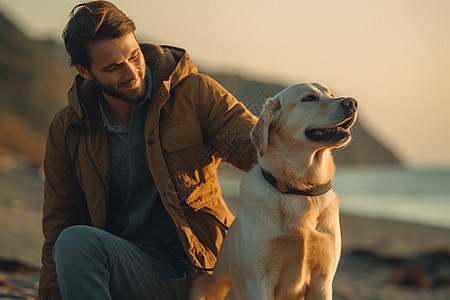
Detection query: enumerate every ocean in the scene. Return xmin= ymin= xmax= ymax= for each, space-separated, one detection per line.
xmin=218 ymin=166 xmax=450 ymax=230
xmin=333 ymin=166 xmax=450 ymax=229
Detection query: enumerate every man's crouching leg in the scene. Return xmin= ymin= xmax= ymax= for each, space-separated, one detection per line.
xmin=53 ymin=225 xmax=190 ymax=299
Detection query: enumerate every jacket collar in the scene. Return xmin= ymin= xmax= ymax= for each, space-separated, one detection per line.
xmin=261 ymin=168 xmax=332 ymax=196
xmin=67 ymin=44 xmax=197 ymax=129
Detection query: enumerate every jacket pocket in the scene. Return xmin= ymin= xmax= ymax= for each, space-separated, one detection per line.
xmin=161 ymin=120 xmax=214 ymax=210
xmin=160 ymin=120 xmax=203 ymax=152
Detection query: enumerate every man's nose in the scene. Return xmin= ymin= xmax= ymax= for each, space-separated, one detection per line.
xmin=342 ymin=97 xmax=358 ymax=112
xmin=122 ymin=62 xmax=138 ymax=81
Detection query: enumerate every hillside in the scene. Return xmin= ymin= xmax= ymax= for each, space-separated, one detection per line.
xmin=0 ymin=12 xmax=73 ymax=168
xmin=0 ymin=12 xmax=74 ymax=131
xmin=0 ymin=12 xmax=401 ymax=168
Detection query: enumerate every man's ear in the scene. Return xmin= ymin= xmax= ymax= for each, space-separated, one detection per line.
xmin=250 ymin=97 xmax=281 ymax=157
xmin=75 ymin=64 xmax=93 ymax=80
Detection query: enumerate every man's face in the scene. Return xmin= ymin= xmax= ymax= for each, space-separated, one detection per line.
xmin=78 ymin=33 xmax=147 ymax=104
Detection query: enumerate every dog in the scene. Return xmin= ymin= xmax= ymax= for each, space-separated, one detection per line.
xmin=190 ymin=83 xmax=358 ymax=300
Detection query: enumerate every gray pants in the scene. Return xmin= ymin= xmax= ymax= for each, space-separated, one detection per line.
xmin=53 ymin=225 xmax=191 ymax=300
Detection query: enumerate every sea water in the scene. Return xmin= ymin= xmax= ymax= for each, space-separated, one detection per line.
xmin=218 ymin=166 xmax=450 ymax=229
xmin=333 ymin=166 xmax=450 ymax=229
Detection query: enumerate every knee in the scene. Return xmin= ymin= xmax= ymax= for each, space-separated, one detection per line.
xmin=55 ymin=225 xmax=96 ymax=249
xmin=53 ymin=225 xmax=102 ymax=264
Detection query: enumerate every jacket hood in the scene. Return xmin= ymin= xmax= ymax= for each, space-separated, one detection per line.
xmin=66 ymin=44 xmax=198 ymax=127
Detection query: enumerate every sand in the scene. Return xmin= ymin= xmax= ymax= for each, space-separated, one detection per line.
xmin=1 ymin=167 xmax=449 ymax=299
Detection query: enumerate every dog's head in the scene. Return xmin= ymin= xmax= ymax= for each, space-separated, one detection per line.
xmin=251 ymin=83 xmax=358 ymax=157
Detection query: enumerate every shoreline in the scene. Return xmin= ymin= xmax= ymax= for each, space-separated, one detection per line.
xmin=340 ymin=214 xmax=450 ymax=256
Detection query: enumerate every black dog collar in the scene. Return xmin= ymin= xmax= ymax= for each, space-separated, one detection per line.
xmin=261 ymin=168 xmax=332 ymax=196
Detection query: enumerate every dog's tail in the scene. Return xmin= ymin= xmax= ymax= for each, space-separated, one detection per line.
xmin=189 ymin=272 xmax=231 ymax=300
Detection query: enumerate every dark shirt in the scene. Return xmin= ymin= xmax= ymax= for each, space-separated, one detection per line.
xmin=99 ymin=68 xmax=187 ymax=266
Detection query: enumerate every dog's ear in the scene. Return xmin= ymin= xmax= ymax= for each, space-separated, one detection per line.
xmin=250 ymin=97 xmax=281 ymax=157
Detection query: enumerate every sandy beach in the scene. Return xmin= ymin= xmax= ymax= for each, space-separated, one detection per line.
xmin=1 ymin=167 xmax=449 ymax=299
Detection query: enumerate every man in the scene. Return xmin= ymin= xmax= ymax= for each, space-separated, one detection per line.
xmin=38 ymin=1 xmax=257 ymax=299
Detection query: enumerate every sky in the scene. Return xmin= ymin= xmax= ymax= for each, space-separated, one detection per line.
xmin=0 ymin=0 xmax=449 ymax=167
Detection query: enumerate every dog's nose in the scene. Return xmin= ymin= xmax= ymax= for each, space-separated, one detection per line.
xmin=342 ymin=98 xmax=358 ymax=111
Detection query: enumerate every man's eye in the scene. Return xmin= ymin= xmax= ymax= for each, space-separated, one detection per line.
xmin=106 ymin=66 xmax=118 ymax=72
xmin=302 ymin=95 xmax=317 ymax=102
xmin=130 ymin=52 xmax=139 ymax=60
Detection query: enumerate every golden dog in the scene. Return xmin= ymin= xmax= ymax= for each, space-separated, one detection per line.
xmin=190 ymin=83 xmax=358 ymax=300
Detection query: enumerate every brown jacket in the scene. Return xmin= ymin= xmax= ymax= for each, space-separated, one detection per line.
xmin=38 ymin=44 xmax=258 ymax=299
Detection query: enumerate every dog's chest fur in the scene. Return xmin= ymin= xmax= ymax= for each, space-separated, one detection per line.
xmin=238 ymin=167 xmax=341 ymax=297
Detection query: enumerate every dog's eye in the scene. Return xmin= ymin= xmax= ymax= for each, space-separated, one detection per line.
xmin=302 ymin=95 xmax=317 ymax=102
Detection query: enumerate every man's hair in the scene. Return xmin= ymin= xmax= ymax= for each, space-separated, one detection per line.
xmin=62 ymin=0 xmax=136 ymax=69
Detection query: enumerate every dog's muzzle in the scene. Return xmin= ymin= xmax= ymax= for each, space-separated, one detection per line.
xmin=305 ymin=97 xmax=358 ymax=143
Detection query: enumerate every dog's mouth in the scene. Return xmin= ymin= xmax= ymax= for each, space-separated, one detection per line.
xmin=305 ymin=114 xmax=356 ymax=142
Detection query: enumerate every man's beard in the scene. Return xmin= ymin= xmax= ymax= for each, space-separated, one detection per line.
xmin=92 ymin=70 xmax=148 ymax=104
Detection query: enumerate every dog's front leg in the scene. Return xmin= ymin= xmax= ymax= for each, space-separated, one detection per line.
xmin=246 ymin=276 xmax=276 ymax=300
xmin=304 ymin=275 xmax=332 ymax=300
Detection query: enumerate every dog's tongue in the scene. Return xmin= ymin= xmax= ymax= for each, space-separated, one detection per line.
xmin=314 ymin=130 xmax=325 ymax=136
xmin=316 ymin=127 xmax=349 ymax=135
